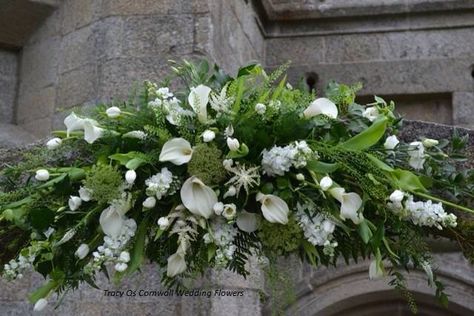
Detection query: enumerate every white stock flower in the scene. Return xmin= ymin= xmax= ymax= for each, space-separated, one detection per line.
xmin=157 ymin=217 xmax=170 ymax=230
xmin=180 ymin=176 xmax=218 ymax=219
xmin=106 ymin=106 xmax=121 ymax=118
xmin=226 ymin=137 xmax=240 ymax=151
xmin=75 ymin=244 xmax=90 ymax=259
xmin=362 ymin=106 xmax=380 ymax=122
xmin=202 ymin=130 xmax=215 ymax=142
xmin=123 ymin=130 xmax=147 ymax=140
xmin=83 ymin=119 xmax=104 ymax=144
xmin=79 ymin=186 xmax=93 ymax=202
xmin=35 ymin=169 xmax=50 ymax=181
xmin=167 ymin=252 xmax=187 ymax=277
xmin=142 ymin=196 xmax=156 ymax=209
xmin=99 ymin=206 xmax=125 ymax=238
xmin=256 ymin=193 xmax=289 ymax=224
xmin=422 ymin=138 xmax=439 ymax=148
xmin=46 ymin=137 xmax=62 ymax=149
xmin=188 ymin=84 xmax=212 ymax=123
xmin=319 ymin=176 xmax=333 ymax=191
xmin=33 ymin=298 xmax=48 ymax=312
xmin=119 ymin=251 xmax=130 ymax=263
xmin=384 ymin=135 xmax=399 ymax=150
xmin=68 ymin=196 xmax=82 ymax=211
xmin=329 ymin=187 xmax=363 ymax=224
xmin=408 ymin=141 xmax=426 ymax=170
xmin=222 ymin=203 xmax=237 ymax=220
xmin=389 ymin=190 xmax=405 ymax=203
xmin=255 ymin=103 xmax=266 ymax=115
xmin=159 ymin=138 xmax=193 ymax=165
xmin=303 ymin=98 xmax=338 ymax=119
xmin=115 ymin=262 xmax=128 ymax=272
xmin=125 ymin=170 xmax=137 ymax=184
xmin=236 ymin=211 xmax=258 ymax=233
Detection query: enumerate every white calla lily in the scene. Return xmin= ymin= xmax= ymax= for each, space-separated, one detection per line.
xmin=329 ymin=188 xmax=363 ymax=224
xmin=159 ymin=138 xmax=193 ymax=165
xmin=167 ymin=252 xmax=187 ymax=277
xmin=256 ymin=193 xmax=289 ymax=224
xmin=236 ymin=210 xmax=259 ymax=233
xmin=303 ymin=98 xmax=338 ymax=119
xmin=369 ymin=259 xmax=385 ymax=280
xmin=83 ymin=119 xmax=104 ymax=144
xmin=180 ymin=176 xmax=218 ymax=219
xmin=64 ymin=112 xmax=86 ymax=136
xmin=188 ymin=84 xmax=212 ymax=123
xmin=99 ymin=206 xmax=124 ymax=238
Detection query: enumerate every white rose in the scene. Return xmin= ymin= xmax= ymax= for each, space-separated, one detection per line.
xmin=227 ymin=137 xmax=240 ymax=151
xmin=389 ymin=190 xmax=405 ymax=203
xmin=125 ymin=170 xmax=137 ymax=184
xmin=319 ymin=176 xmax=333 ymax=191
xmin=202 ymin=130 xmax=215 ymax=142
xmin=158 ymin=217 xmax=170 ymax=230
xmin=142 ymin=197 xmax=157 ymax=209
xmin=46 ymin=137 xmax=62 ymax=149
xmin=35 ymin=169 xmax=50 ymax=181
xmin=106 ymin=106 xmax=121 ymax=118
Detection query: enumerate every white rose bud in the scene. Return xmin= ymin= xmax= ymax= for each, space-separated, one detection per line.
xmin=202 ymin=130 xmax=215 ymax=142
xmin=115 ymin=262 xmax=128 ymax=272
xmin=106 ymin=106 xmax=121 ymax=118
xmin=125 ymin=170 xmax=137 ymax=184
xmin=384 ymin=135 xmax=399 ymax=150
xmin=68 ymin=196 xmax=82 ymax=211
xmin=389 ymin=190 xmax=405 ymax=203
xmin=422 ymin=138 xmax=439 ymax=148
xmin=46 ymin=137 xmax=62 ymax=149
xmin=319 ymin=176 xmax=333 ymax=191
xmin=158 ymin=217 xmax=170 ymax=230
xmin=119 ymin=251 xmax=130 ymax=263
xmin=255 ymin=103 xmax=266 ymax=115
xmin=296 ymin=173 xmax=305 ymax=181
xmin=74 ymin=244 xmax=90 ymax=259
xmin=142 ymin=196 xmax=156 ymax=209
xmin=213 ymin=202 xmax=224 ymax=216
xmin=34 ymin=298 xmax=48 ymax=312
xmin=35 ymin=169 xmax=50 ymax=181
xmin=227 ymin=137 xmax=240 ymax=151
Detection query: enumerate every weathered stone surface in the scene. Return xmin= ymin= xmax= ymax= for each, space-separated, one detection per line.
xmin=16 ymin=86 xmax=56 ymax=125
xmin=57 ymin=64 xmax=98 ymax=108
xmin=58 ymin=24 xmax=96 ymax=73
xmin=453 ymin=92 xmax=474 ymax=129
xmin=61 ymin=0 xmax=100 ymax=35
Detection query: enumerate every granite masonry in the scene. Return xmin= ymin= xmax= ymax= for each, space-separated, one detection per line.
xmin=0 ymin=0 xmax=473 ymax=315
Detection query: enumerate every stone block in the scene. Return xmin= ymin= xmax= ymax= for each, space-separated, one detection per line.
xmin=122 ymin=15 xmax=194 ymax=58
xmin=101 ymin=0 xmax=208 ymax=16
xmin=26 ymin=8 xmax=62 ymax=46
xmin=266 ymin=37 xmax=323 ymax=66
xmin=19 ymin=116 xmax=52 ymax=138
xmin=61 ymin=0 xmax=100 ymax=35
xmin=453 ymin=92 xmax=474 ymax=128
xmin=324 ymin=34 xmax=380 ymax=63
xmin=0 ymin=50 xmax=18 ymax=78
xmin=19 ymin=37 xmax=60 ymax=91
xmin=0 ymin=79 xmax=17 ymax=124
xmin=96 ymin=17 xmax=124 ymax=61
xmin=59 ymin=24 xmax=96 ymax=73
xmin=0 ymin=124 xmax=36 ymax=147
xmin=57 ymin=64 xmax=98 ymax=108
xmin=16 ymin=86 xmax=56 ymax=125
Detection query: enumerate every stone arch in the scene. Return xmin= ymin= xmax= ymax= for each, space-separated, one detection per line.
xmin=283 ymin=252 xmax=474 ymax=316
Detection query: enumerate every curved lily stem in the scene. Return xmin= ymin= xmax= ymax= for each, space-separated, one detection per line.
xmin=411 ymin=191 xmax=474 ymax=215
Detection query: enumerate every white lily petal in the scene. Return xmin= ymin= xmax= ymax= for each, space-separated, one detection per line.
xmin=75 ymin=244 xmax=90 ymax=259
xmin=340 ymin=192 xmax=363 ymax=224
xmin=159 ymin=138 xmax=193 ymax=165
xmin=257 ymin=194 xmax=289 ymax=224
xmin=237 ymin=211 xmax=258 ymax=233
xmin=329 ymin=187 xmax=345 ymax=202
xmin=79 ymin=186 xmax=93 ymax=201
xmin=167 ymin=252 xmax=187 ymax=277
xmin=180 ymin=176 xmax=217 ymax=219
xmin=188 ymin=84 xmax=212 ymax=123
xmin=99 ymin=207 xmax=124 ymax=238
xmin=303 ymin=98 xmax=338 ymax=119
xmin=34 ymin=298 xmax=48 ymax=312
xmin=83 ymin=119 xmax=104 ymax=144
xmin=68 ymin=196 xmax=82 ymax=211
xmin=369 ymin=260 xmax=385 ymax=280
xmin=64 ymin=112 xmax=85 ymax=137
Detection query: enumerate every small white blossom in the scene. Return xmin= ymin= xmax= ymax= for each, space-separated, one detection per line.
xmin=223 ymin=186 xmax=237 ymax=199
xmin=202 ymin=130 xmax=215 ymax=142
xmin=319 ymin=176 xmax=333 ymax=191
xmin=34 ymin=298 xmax=48 ymax=312
xmin=125 ymin=170 xmax=137 ymax=184
xmin=106 ymin=106 xmax=121 ymax=118
xmin=222 ymin=203 xmax=237 ymax=220
xmin=145 ymin=168 xmax=175 ymax=199
xmin=227 ymin=137 xmax=240 ymax=151
xmin=142 ymin=196 xmax=156 ymax=209
xmin=423 ymin=138 xmax=439 ymax=148
xmin=384 ymin=135 xmax=399 ymax=150
xmin=75 ymin=244 xmax=90 ymax=259
xmin=408 ymin=141 xmax=426 ymax=170
xmin=46 ymin=137 xmax=62 ymax=149
xmin=115 ymin=262 xmax=128 ymax=272
xmin=158 ymin=217 xmax=170 ymax=230
xmin=123 ymin=131 xmax=147 ymax=140
xmin=79 ymin=186 xmax=93 ymax=202
xmin=296 ymin=173 xmax=305 ymax=181
xmin=35 ymin=169 xmax=50 ymax=181
xmin=213 ymin=202 xmax=224 ymax=216
xmin=363 ymin=106 xmax=380 ymax=122
xmin=255 ymin=103 xmax=266 ymax=115
xmin=68 ymin=196 xmax=82 ymax=211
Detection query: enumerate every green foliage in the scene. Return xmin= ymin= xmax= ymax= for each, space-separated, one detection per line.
xmin=83 ymin=164 xmax=123 ymax=204
xmin=187 ymin=144 xmax=227 ymax=185
xmin=258 ymin=216 xmax=303 ymax=256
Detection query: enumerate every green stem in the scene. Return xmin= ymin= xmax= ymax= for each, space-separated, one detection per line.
xmin=411 ymin=191 xmax=474 ymax=215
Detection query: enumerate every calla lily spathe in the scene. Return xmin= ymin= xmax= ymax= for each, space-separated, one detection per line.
xmin=83 ymin=119 xmax=104 ymax=144
xmin=236 ymin=210 xmax=259 ymax=233
xmin=303 ymin=98 xmax=338 ymax=119
xmin=159 ymin=138 xmax=193 ymax=165
xmin=99 ymin=206 xmax=125 ymax=238
xmin=180 ymin=176 xmax=218 ymax=219
xmin=369 ymin=260 xmax=385 ymax=280
xmin=329 ymin=187 xmax=363 ymax=224
xmin=188 ymin=84 xmax=212 ymax=123
xmin=167 ymin=252 xmax=187 ymax=277
xmin=256 ymin=193 xmax=289 ymax=224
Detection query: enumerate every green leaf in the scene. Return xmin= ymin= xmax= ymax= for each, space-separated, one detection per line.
xmin=29 ymin=279 xmax=58 ymax=303
xmin=30 ymin=208 xmax=55 ymax=230
xmin=302 ymin=240 xmax=319 ymax=266
xmin=118 ymin=217 xmax=149 ymax=280
xmin=109 ymin=152 xmax=148 ymax=170
xmin=306 ymin=160 xmax=339 ymax=173
xmin=237 ymin=63 xmax=260 ymax=77
xmin=392 ymin=169 xmax=427 ymax=192
xmin=340 ymin=117 xmax=388 ymax=151
xmin=226 ymin=143 xmax=249 ymax=159
xmin=271 ymin=75 xmax=287 ymax=101
xmin=358 ymin=219 xmax=373 ymax=244
xmin=125 ymin=158 xmax=146 ymax=170
xmin=366 ymin=153 xmax=394 ymax=172
xmin=208 ymin=244 xmax=217 ymax=262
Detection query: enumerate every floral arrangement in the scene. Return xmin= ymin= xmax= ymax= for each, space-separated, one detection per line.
xmin=1 ymin=60 xmax=473 ymax=312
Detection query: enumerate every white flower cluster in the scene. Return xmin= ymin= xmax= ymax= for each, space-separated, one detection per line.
xmin=295 ymin=203 xmax=338 ymax=256
xmin=145 ymin=167 xmax=176 ymax=200
xmin=148 ymin=87 xmax=194 ymax=125
xmin=204 ymin=219 xmax=238 ymax=267
xmin=87 ymin=219 xmax=136 ymax=274
xmin=261 ymin=141 xmax=316 ymax=176
xmin=3 ymin=254 xmax=35 ymax=281
xmin=387 ymin=190 xmax=457 ymax=229
xmin=209 ymin=84 xmax=234 ymax=117
xmin=408 ymin=141 xmax=426 ymax=170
